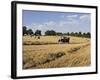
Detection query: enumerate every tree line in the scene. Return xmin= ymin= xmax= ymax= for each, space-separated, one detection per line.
xmin=23 ymin=26 xmax=91 ymax=38
xmin=23 ymin=26 xmax=41 ymax=36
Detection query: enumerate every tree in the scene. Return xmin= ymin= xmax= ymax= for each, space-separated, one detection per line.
xmin=63 ymin=33 xmax=67 ymax=35
xmin=27 ymin=29 xmax=34 ymax=35
xmin=74 ymin=32 xmax=78 ymax=36
xmin=56 ymin=32 xmax=62 ymax=36
xmin=34 ymin=30 xmax=41 ymax=36
xmin=70 ymin=32 xmax=74 ymax=36
xmin=45 ymin=30 xmax=56 ymax=35
xmin=86 ymin=32 xmax=91 ymax=38
xmin=66 ymin=32 xmax=70 ymax=36
xmin=77 ymin=32 xmax=82 ymax=37
xmin=23 ymin=26 xmax=27 ymax=35
xmin=79 ymin=32 xmax=82 ymax=35
xmin=83 ymin=32 xmax=86 ymax=35
xmin=82 ymin=32 xmax=86 ymax=37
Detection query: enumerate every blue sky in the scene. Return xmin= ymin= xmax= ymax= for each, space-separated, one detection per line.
xmin=22 ymin=10 xmax=91 ymax=35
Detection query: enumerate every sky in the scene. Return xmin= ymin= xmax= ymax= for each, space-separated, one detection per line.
xmin=22 ymin=10 xmax=91 ymax=35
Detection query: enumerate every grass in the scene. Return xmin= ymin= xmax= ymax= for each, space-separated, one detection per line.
xmin=23 ymin=36 xmax=91 ymax=69
xmin=23 ymin=36 xmax=90 ymax=45
xmin=23 ymin=51 xmax=65 ymax=69
xmin=23 ymin=41 xmax=58 ymax=45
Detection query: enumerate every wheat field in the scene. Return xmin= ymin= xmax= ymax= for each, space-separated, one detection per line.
xmin=23 ymin=36 xmax=91 ymax=69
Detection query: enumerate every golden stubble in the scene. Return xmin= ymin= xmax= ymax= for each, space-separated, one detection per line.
xmin=23 ymin=36 xmax=91 ymax=69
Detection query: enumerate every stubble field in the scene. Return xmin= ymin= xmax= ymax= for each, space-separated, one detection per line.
xmin=23 ymin=36 xmax=91 ymax=69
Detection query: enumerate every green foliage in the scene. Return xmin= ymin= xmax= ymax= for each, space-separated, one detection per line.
xmin=68 ymin=32 xmax=91 ymax=38
xmin=70 ymin=32 xmax=74 ymax=36
xmin=34 ymin=30 xmax=41 ymax=36
xmin=82 ymin=32 xmax=91 ymax=38
xmin=27 ymin=29 xmax=34 ymax=35
xmin=23 ymin=26 xmax=90 ymax=38
xmin=45 ymin=30 xmax=56 ymax=35
xmin=23 ymin=26 xmax=27 ymax=35
xmin=66 ymin=32 xmax=70 ymax=36
xmin=23 ymin=26 xmax=34 ymax=36
xmin=56 ymin=32 xmax=63 ymax=36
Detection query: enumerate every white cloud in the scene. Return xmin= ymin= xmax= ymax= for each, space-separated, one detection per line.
xmin=67 ymin=15 xmax=78 ymax=18
xmin=79 ymin=15 xmax=90 ymax=20
xmin=28 ymin=19 xmax=80 ymax=35
xmin=27 ymin=21 xmax=57 ymax=35
xmin=61 ymin=14 xmax=78 ymax=18
xmin=27 ymin=14 xmax=90 ymax=34
xmin=61 ymin=14 xmax=78 ymax=22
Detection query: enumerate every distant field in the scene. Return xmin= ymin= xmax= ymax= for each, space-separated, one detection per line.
xmin=23 ymin=36 xmax=90 ymax=45
xmin=23 ymin=36 xmax=91 ymax=69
